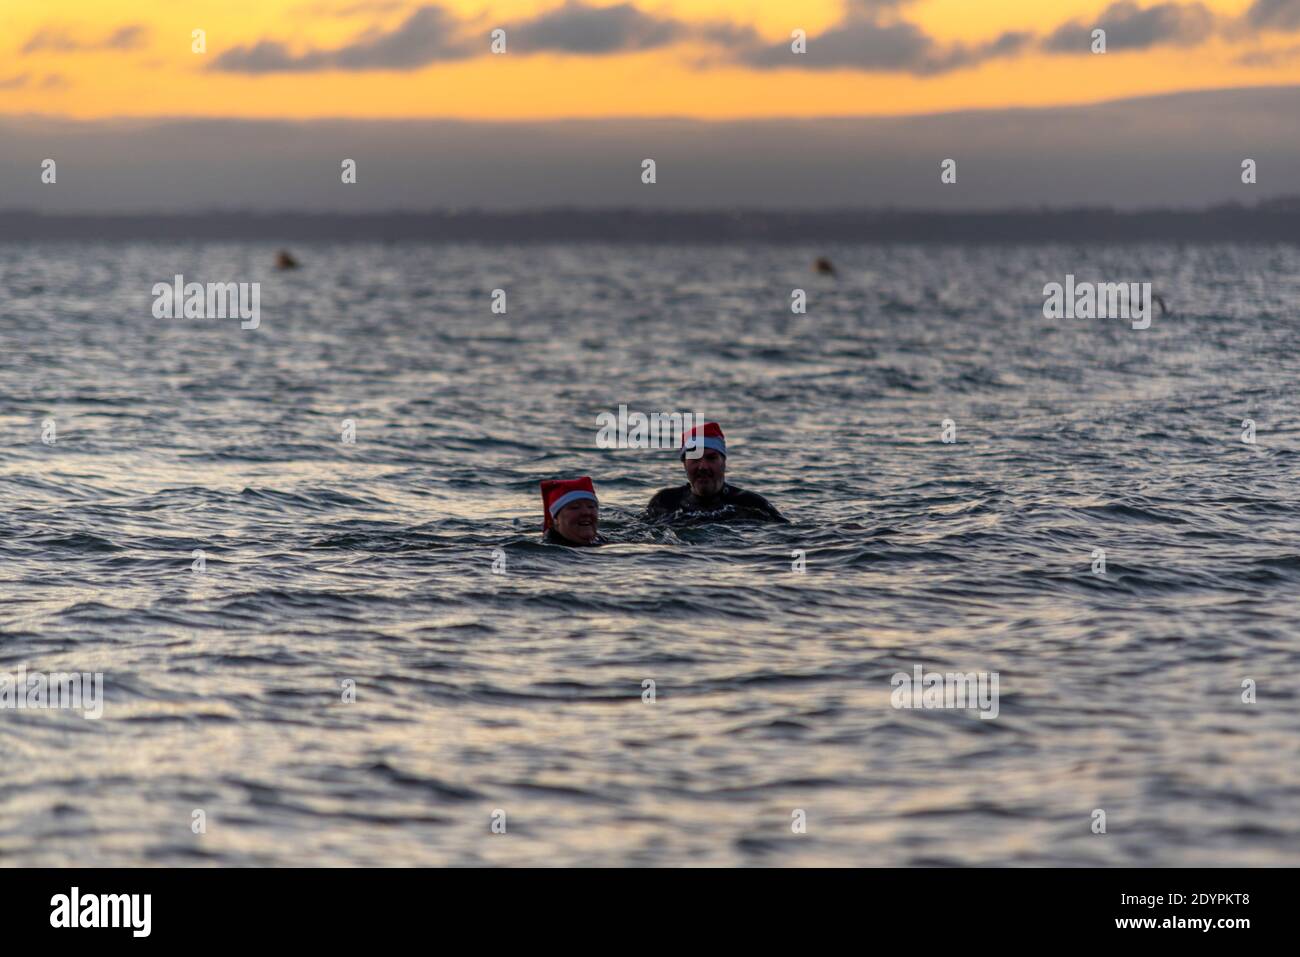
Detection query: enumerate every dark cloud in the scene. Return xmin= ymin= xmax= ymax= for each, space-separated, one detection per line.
xmin=21 ymin=24 xmax=148 ymax=54
xmin=200 ymin=0 xmax=1089 ymax=78
xmin=939 ymin=30 xmax=1036 ymax=72
xmin=209 ymin=41 xmax=311 ymax=73
xmin=732 ymin=16 xmax=1031 ymax=75
xmin=713 ymin=0 xmax=1031 ymax=74
xmin=737 ymin=19 xmax=931 ymax=71
xmin=1243 ymin=0 xmax=1300 ymax=31
xmin=1235 ymin=41 xmax=1300 ymax=63
xmin=513 ymin=2 xmax=684 ymax=54
xmin=329 ymin=5 xmax=475 ymax=67
xmin=204 ymin=0 xmax=1270 ymax=79
xmin=844 ymin=0 xmax=917 ymax=14
xmin=1042 ymin=2 xmax=1216 ymax=53
xmin=0 ymin=71 xmax=70 ymax=89
xmin=215 ymin=2 xmax=735 ymax=73
xmin=104 ymin=26 xmax=149 ymax=49
xmin=297 ymin=1 xmax=413 ymax=15
xmin=695 ymin=22 xmax=764 ymax=47
xmin=212 ymin=6 xmax=476 ymax=73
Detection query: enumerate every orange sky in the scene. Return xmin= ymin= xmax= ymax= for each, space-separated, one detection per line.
xmin=2 ymin=0 xmax=1299 ymax=119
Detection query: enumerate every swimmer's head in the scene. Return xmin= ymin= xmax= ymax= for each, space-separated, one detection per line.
xmin=541 ymin=476 xmax=600 ymax=544
xmin=681 ymin=422 xmax=726 ymax=499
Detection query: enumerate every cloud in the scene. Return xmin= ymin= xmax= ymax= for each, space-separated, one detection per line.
xmin=512 ymin=1 xmax=685 ymax=54
xmin=1235 ymin=41 xmax=1300 ymax=63
xmin=1042 ymin=2 xmax=1216 ymax=53
xmin=0 ymin=72 xmax=66 ymax=89
xmin=105 ymin=26 xmax=148 ymax=49
xmin=208 ymin=41 xmax=309 ymax=73
xmin=205 ymin=0 xmax=1282 ymax=79
xmin=327 ymin=5 xmax=476 ymax=67
xmin=844 ymin=0 xmax=918 ymax=13
xmin=215 ymin=1 xmax=693 ymax=72
xmin=949 ymin=30 xmax=1037 ymax=69
xmin=295 ymin=1 xmax=413 ymax=15
xmin=212 ymin=6 xmax=476 ymax=72
xmin=727 ymin=5 xmax=1031 ymax=75
xmin=22 ymin=24 xmax=148 ymax=54
xmin=736 ymin=19 xmax=930 ymax=71
xmin=1242 ymin=0 xmax=1300 ymax=31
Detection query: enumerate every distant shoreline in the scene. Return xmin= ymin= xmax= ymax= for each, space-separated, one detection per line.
xmin=3 ymin=201 xmax=1300 ymax=243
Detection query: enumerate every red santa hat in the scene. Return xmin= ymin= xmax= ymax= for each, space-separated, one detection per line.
xmin=540 ymin=476 xmax=598 ymax=531
xmin=681 ymin=421 xmax=726 ymax=460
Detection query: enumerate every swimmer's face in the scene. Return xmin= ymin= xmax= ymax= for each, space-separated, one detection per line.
xmin=554 ymin=498 xmax=599 ymax=544
xmin=684 ymin=449 xmax=725 ymax=498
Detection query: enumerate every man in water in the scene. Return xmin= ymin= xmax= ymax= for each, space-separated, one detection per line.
xmin=541 ymin=476 xmax=607 ymax=546
xmin=644 ymin=422 xmax=786 ymax=524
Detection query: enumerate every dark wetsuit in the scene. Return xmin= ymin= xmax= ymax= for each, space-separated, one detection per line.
xmin=644 ymin=484 xmax=787 ymax=525
xmin=543 ymin=528 xmax=608 ymax=547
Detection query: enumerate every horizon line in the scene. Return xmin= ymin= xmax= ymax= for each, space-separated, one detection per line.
xmin=4 ymin=197 xmax=1298 ymax=217
xmin=3 ymin=82 xmax=1298 ymax=128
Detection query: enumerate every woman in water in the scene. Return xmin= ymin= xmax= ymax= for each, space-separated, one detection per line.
xmin=541 ymin=476 xmax=606 ymax=546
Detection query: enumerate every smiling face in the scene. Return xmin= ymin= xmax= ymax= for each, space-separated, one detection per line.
xmin=554 ymin=497 xmax=599 ymax=544
xmin=684 ymin=448 xmax=725 ymax=499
